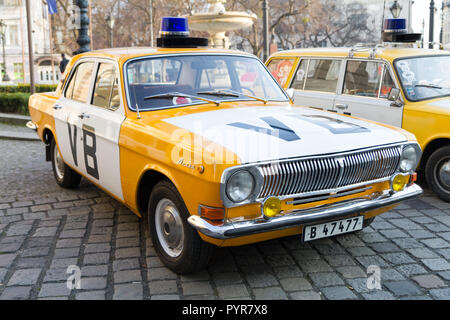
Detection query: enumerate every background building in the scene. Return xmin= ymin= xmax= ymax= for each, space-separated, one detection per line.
xmin=0 ymin=0 xmax=60 ymax=85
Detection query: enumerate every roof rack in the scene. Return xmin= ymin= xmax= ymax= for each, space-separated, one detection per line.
xmin=348 ymin=44 xmax=383 ymax=59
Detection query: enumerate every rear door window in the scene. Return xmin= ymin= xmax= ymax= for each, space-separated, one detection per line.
xmin=64 ymin=68 xmax=77 ymax=99
xmin=304 ymin=59 xmax=341 ymax=93
xmin=65 ymin=62 xmax=95 ymax=103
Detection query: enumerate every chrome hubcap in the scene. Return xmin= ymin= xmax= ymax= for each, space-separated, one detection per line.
xmin=439 ymin=159 xmax=450 ymax=189
xmin=54 ymin=145 xmax=65 ymax=180
xmin=155 ymin=198 xmax=184 ymax=258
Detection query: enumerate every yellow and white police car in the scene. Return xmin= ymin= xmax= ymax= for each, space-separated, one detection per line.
xmin=267 ymin=18 xmax=450 ymax=203
xmin=28 ymin=18 xmax=423 ymax=273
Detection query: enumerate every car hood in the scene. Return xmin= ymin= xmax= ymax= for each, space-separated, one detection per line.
xmin=427 ymin=98 xmax=450 ymax=116
xmin=163 ymin=105 xmax=409 ymax=164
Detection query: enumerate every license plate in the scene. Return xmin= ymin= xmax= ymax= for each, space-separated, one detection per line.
xmin=303 ymin=216 xmax=364 ymax=242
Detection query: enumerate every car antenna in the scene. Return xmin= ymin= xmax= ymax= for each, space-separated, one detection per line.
xmin=135 ymin=103 xmax=141 ymax=119
xmin=131 ymin=83 xmax=141 ymax=120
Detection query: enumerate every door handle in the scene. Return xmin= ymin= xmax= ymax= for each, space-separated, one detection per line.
xmin=53 ymin=104 xmax=63 ymax=110
xmin=335 ymin=104 xmax=349 ymax=111
xmin=78 ymin=113 xmax=90 ymax=119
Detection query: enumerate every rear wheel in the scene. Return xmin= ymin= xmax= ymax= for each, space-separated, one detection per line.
xmin=148 ymin=180 xmax=214 ymax=274
xmin=425 ymin=146 xmax=450 ymax=202
xmin=50 ymin=139 xmax=81 ymax=189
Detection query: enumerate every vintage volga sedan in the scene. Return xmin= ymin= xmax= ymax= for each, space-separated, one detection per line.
xmin=267 ymin=46 xmax=450 ymax=203
xmin=28 ymin=40 xmax=423 ymax=273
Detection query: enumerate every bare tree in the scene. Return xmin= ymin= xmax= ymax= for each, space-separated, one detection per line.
xmin=227 ymin=0 xmax=311 ymax=57
xmin=298 ymin=0 xmax=379 ymax=48
xmin=48 ymin=0 xmax=380 ymax=56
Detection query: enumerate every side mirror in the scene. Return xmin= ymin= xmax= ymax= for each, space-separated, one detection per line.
xmin=388 ymin=88 xmax=400 ymax=102
xmin=285 ymin=88 xmax=294 ymax=101
xmin=387 ymin=88 xmax=404 ymax=108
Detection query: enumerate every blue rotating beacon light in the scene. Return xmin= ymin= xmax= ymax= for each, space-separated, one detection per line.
xmin=157 ymin=17 xmax=208 ymax=48
xmin=382 ymin=18 xmax=421 ymax=43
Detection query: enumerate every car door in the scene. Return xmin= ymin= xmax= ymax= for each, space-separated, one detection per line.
xmin=289 ymin=58 xmax=342 ymax=112
xmin=78 ymin=60 xmax=126 ymax=201
xmin=54 ymin=60 xmax=95 ymax=175
xmin=333 ymin=59 xmax=403 ymax=127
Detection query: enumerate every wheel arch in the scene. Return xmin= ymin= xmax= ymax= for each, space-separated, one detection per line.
xmin=136 ymin=168 xmax=178 ymax=218
xmin=42 ymin=126 xmax=55 ymax=144
xmin=420 ymin=138 xmax=450 ymax=170
xmin=42 ymin=126 xmax=57 ymax=162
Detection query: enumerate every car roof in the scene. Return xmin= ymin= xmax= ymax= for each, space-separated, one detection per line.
xmin=73 ymin=47 xmax=255 ymax=64
xmin=268 ymin=47 xmax=450 ymax=62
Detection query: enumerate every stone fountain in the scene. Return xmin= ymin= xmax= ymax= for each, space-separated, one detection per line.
xmin=188 ymin=0 xmax=257 ymax=49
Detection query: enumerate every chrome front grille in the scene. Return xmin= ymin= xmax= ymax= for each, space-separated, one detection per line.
xmin=257 ymin=146 xmax=401 ymax=199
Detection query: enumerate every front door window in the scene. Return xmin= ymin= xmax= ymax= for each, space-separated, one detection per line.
xmin=343 ymin=61 xmax=395 ymax=99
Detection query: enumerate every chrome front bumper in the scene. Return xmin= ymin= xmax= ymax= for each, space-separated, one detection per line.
xmin=188 ymin=184 xmax=423 ymax=239
xmin=26 ymin=121 xmax=37 ymax=131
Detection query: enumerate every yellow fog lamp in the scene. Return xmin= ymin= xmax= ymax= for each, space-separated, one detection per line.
xmin=263 ymin=197 xmax=282 ymax=219
xmin=391 ymin=174 xmax=408 ymax=192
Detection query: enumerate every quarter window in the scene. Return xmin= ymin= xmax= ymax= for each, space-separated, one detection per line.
xmin=267 ymin=58 xmax=296 ymax=88
xmin=92 ymin=63 xmax=120 ymax=110
xmin=304 ymin=59 xmax=341 ymax=93
xmin=65 ymin=62 xmax=95 ymax=103
xmin=380 ymin=68 xmax=395 ymax=99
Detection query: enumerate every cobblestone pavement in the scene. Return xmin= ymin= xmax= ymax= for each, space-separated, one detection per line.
xmin=0 ymin=122 xmax=40 ymax=141
xmin=1 ymin=139 xmax=450 ymax=300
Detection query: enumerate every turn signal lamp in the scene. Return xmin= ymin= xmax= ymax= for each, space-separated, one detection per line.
xmin=408 ymin=172 xmax=417 ymax=186
xmin=263 ymin=197 xmax=281 ymax=219
xmin=199 ymin=205 xmax=225 ymax=226
xmin=392 ymin=174 xmax=408 ymax=192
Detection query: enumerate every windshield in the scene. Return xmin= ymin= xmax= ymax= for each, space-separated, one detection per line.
xmin=125 ymin=55 xmax=288 ymax=111
xmin=395 ymin=55 xmax=450 ymax=101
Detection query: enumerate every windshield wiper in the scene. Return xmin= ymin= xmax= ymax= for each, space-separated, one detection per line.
xmin=143 ymin=92 xmax=220 ymax=106
xmin=197 ymin=90 xmax=240 ymax=98
xmin=198 ymin=89 xmax=268 ymax=104
xmin=414 ymin=84 xmax=443 ymax=89
xmin=224 ymin=89 xmax=269 ymax=104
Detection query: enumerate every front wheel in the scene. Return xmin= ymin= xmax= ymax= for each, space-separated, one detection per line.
xmin=425 ymin=146 xmax=450 ymax=202
xmin=50 ymin=139 xmax=81 ymax=189
xmin=148 ymin=181 xmax=214 ymax=274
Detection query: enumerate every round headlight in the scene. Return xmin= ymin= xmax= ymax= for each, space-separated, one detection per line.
xmin=226 ymin=170 xmax=255 ymax=203
xmin=399 ymin=145 xmax=419 ymax=172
